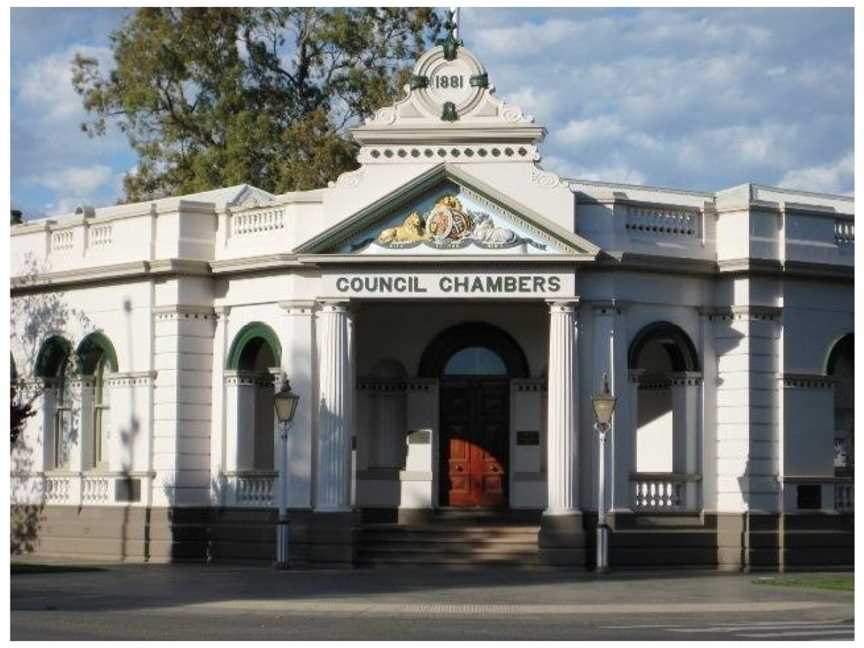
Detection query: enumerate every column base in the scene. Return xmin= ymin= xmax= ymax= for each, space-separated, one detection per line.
xmin=305 ymin=510 xmax=359 ymax=568
xmin=538 ymin=510 xmax=587 ymax=568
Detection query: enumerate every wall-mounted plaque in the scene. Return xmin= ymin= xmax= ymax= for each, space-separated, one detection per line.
xmin=408 ymin=429 xmax=431 ymax=445
xmin=517 ymin=430 xmax=540 ymax=446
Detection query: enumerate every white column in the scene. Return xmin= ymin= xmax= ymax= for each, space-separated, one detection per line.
xmin=348 ymin=307 xmax=357 ymax=507
xmin=279 ymin=300 xmax=316 ymax=509
xmin=315 ymin=299 xmax=353 ymax=512
xmin=545 ymin=300 xmax=580 ymax=514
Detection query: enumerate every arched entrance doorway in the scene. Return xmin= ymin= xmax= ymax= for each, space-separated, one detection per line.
xmin=419 ymin=323 xmax=529 ymax=508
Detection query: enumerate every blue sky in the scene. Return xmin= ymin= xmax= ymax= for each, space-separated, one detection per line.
xmin=11 ymin=7 xmax=854 ymax=218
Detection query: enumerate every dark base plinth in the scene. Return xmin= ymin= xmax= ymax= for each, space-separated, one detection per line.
xmin=538 ymin=511 xmax=586 ymax=568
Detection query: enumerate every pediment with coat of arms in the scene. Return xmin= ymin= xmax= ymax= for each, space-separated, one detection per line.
xmin=347 ymin=185 xmax=552 ymax=255
xmin=294 ymin=164 xmax=599 ymax=259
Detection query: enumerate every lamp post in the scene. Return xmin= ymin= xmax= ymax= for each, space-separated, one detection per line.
xmin=273 ymin=379 xmax=300 ymax=569
xmin=592 ymin=372 xmax=617 ymax=573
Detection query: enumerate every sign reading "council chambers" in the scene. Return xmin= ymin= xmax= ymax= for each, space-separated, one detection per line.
xmin=325 ymin=272 xmax=573 ymax=298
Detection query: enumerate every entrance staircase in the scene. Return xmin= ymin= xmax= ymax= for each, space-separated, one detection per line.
xmin=357 ymin=509 xmax=542 ymax=567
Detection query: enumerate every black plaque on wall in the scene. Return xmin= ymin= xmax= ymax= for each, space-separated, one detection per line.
xmin=516 ymin=430 xmax=540 ymax=446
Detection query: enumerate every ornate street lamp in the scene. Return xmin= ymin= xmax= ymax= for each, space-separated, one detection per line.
xmin=273 ymin=379 xmax=300 ymax=569
xmin=592 ymin=372 xmax=617 ymax=573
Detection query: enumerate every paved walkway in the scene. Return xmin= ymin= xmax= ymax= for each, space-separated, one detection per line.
xmin=11 ymin=563 xmax=855 ymax=640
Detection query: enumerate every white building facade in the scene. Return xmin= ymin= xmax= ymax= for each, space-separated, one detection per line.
xmin=11 ymin=41 xmax=854 ymax=570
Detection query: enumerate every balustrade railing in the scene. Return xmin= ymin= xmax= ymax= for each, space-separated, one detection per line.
xmin=231 ymin=208 xmax=286 ymax=237
xmin=632 ymin=473 xmax=700 ymax=511
xmin=224 ymin=471 xmax=277 ymax=507
xmin=50 ymin=229 xmax=75 ymax=252
xmin=44 ymin=476 xmax=72 ymax=503
xmin=835 ymin=479 xmax=854 ymax=512
xmin=88 ymin=224 xmax=113 ymax=248
xmin=625 ymin=206 xmax=701 ymax=239
xmin=81 ymin=476 xmax=112 ymax=504
xmin=834 ymin=219 xmax=854 ymax=246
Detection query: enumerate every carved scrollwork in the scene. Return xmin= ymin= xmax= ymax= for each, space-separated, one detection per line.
xmin=530 ymin=166 xmax=561 ymax=188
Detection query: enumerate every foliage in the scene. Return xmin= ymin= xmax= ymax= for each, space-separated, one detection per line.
xmin=11 ymin=382 xmax=34 ymax=447
xmin=72 ymin=7 xmax=443 ymax=201
xmin=753 ymin=576 xmax=854 ymax=592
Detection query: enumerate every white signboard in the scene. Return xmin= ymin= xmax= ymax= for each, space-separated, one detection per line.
xmin=322 ymin=269 xmax=574 ymax=299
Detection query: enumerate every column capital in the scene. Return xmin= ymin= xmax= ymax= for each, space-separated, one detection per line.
xmin=269 ymin=367 xmax=286 ymax=388
xmin=588 ymin=298 xmax=629 ymax=314
xmin=627 ymin=368 xmax=647 ymax=384
xmin=214 ymin=305 xmax=232 ymax=318
xmin=670 ymin=371 xmax=703 ymax=386
xmin=546 ymin=298 xmax=579 ymax=314
xmin=278 ymin=299 xmax=317 ymax=316
xmin=316 ymin=298 xmax=352 ymax=314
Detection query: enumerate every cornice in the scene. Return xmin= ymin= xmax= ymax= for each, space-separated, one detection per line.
xmin=296 ymin=253 xmax=590 ymax=266
xmin=574 ymin=192 xmax=709 ymax=213
xmin=717 ymin=258 xmax=784 ymax=275
xmin=783 ymin=260 xmax=854 ymax=282
xmin=210 ymin=253 xmax=304 ymax=276
xmin=351 ymin=125 xmax=547 ymax=145
xmin=10 ymin=258 xmax=211 ymax=294
xmin=589 ymin=252 xmax=717 ymax=277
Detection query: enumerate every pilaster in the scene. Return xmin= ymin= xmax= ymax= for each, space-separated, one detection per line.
xmin=210 ymin=306 xmax=230 ymax=505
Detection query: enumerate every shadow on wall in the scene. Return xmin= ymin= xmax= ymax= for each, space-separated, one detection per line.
xmin=11 ymin=254 xmax=93 ymax=557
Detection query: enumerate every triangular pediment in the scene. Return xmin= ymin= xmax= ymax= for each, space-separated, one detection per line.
xmin=295 ymin=165 xmax=599 ymax=259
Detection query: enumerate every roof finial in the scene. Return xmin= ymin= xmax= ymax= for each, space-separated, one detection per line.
xmin=440 ymin=7 xmax=463 ymax=61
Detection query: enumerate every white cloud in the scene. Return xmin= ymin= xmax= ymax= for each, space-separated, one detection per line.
xmin=542 ymin=154 xmax=647 ymax=185
xmin=31 ymin=164 xmax=114 ymax=194
xmin=778 ymin=152 xmax=853 ymax=195
xmin=557 ymin=117 xmax=625 ymax=146
xmin=16 ymin=44 xmax=113 ymax=121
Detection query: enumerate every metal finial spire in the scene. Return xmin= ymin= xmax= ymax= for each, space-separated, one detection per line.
xmin=440 ymin=8 xmax=464 ymax=61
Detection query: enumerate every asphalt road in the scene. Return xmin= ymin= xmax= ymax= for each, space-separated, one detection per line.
xmin=11 ymin=563 xmax=855 ymax=641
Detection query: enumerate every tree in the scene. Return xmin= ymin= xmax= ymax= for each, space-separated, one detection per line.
xmin=72 ymin=7 xmax=443 ymax=201
xmin=11 ymin=382 xmax=34 ymax=447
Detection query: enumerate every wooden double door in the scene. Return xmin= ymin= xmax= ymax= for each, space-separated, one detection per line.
xmin=439 ymin=378 xmax=509 ymax=508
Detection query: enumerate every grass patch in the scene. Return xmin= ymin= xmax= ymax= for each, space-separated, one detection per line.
xmin=753 ymin=575 xmax=854 ymax=592
xmin=11 ymin=562 xmax=106 ymax=575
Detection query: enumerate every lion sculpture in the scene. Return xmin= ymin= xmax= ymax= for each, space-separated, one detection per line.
xmin=376 ymin=212 xmax=430 ymax=245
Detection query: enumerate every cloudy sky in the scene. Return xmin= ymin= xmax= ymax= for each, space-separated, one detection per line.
xmin=11 ymin=7 xmax=853 ymax=218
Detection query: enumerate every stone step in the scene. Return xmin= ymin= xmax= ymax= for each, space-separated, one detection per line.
xmin=360 ymin=542 xmax=538 ymax=554
xmin=361 ymin=523 xmax=538 ymax=532
xmin=357 ymin=554 xmax=542 ymax=566
xmin=359 ymin=536 xmax=539 ymax=548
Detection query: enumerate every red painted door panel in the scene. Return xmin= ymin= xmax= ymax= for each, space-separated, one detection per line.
xmin=441 ymin=379 xmax=508 ymax=507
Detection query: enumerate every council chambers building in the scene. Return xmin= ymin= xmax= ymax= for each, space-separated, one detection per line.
xmin=10 ymin=34 xmax=854 ymax=571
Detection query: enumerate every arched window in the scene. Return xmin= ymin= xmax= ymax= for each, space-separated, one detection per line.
xmin=35 ymin=336 xmax=73 ymax=469
xmin=418 ymin=322 xmax=529 ymax=378
xmin=628 ymin=322 xmax=701 ymax=480
xmin=444 ymin=346 xmax=508 ymax=375
xmin=77 ymin=333 xmax=118 ymax=470
xmin=226 ymin=323 xmax=282 ymax=472
xmin=827 ymin=334 xmax=854 ymax=474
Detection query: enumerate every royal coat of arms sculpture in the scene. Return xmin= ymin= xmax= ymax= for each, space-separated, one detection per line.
xmin=373 ymin=194 xmax=532 ymax=250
